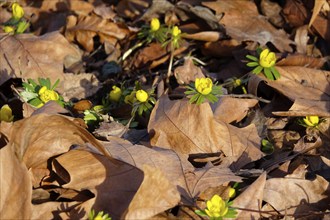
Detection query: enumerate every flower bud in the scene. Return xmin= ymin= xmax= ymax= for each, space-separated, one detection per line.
xmin=0 ymin=104 xmax=14 ymax=122
xmin=109 ymin=86 xmax=122 ymax=102
xmin=172 ymin=26 xmax=181 ymax=37
xmin=12 ymin=3 xmax=24 ymax=20
xmin=136 ymin=90 xmax=148 ymax=102
xmin=150 ymin=18 xmax=160 ymax=31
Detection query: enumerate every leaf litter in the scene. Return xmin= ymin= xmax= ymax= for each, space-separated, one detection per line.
xmin=0 ymin=0 xmax=330 ymax=219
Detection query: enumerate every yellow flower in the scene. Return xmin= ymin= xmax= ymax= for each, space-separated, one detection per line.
xmin=12 ymin=3 xmax=24 ymax=20
xmin=228 ymin=188 xmax=236 ymax=198
xmin=0 ymin=104 xmax=14 ymax=122
xmin=195 ymin=77 xmax=213 ymax=95
xmin=109 ymin=86 xmax=122 ymax=102
xmin=172 ymin=26 xmax=181 ymax=37
xmin=136 ymin=90 xmax=148 ymax=102
xmin=259 ymin=49 xmax=276 ymax=68
xmin=38 ymin=86 xmax=59 ymax=103
xmin=124 ymin=92 xmax=135 ymax=105
xmin=205 ymin=195 xmax=228 ymax=218
xmin=150 ymin=18 xmax=160 ymax=31
xmin=3 ymin=26 xmax=15 ymax=34
xmin=303 ymin=116 xmax=319 ymax=127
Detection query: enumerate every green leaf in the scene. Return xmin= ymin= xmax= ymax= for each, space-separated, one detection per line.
xmin=27 ymin=79 xmax=38 ymax=87
xmin=195 ymin=209 xmax=208 ymax=217
xmin=246 ymin=55 xmax=259 ymax=62
xmin=29 ymin=98 xmax=43 ymax=107
xmin=196 ymin=94 xmax=205 ymax=105
xmin=263 ymin=68 xmax=274 ymax=80
xmin=189 ymin=94 xmax=200 ymax=104
xmin=22 ymin=82 xmax=35 ymax=92
xmin=246 ymin=62 xmax=259 ymax=67
xmin=271 ymin=66 xmax=280 ymax=80
xmin=20 ymin=91 xmax=38 ymax=101
xmin=52 ymin=79 xmax=60 ymax=90
xmin=184 ymin=90 xmax=197 ymax=95
xmin=252 ymin=66 xmax=263 ymax=74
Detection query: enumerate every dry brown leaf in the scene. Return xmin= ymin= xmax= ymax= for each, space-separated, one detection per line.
xmin=124 ymin=165 xmax=180 ymax=219
xmin=174 ymin=57 xmax=205 ymax=84
xmin=202 ymin=1 xmax=294 ymax=52
xmin=277 ymin=54 xmax=327 ymax=68
xmin=102 ymin=136 xmax=241 ymax=204
xmin=311 ymin=13 xmax=330 ymax=42
xmin=309 ymin=0 xmax=328 ymax=28
xmin=248 ymin=66 xmax=330 ymax=117
xmin=233 ymin=172 xmax=267 ymax=219
xmin=61 ymin=73 xmax=101 ymax=101
xmin=263 ymin=175 xmax=330 ymax=216
xmin=0 ymin=32 xmax=81 ymax=87
xmin=0 ymin=140 xmax=32 ymax=219
xmin=4 ymin=114 xmax=113 ymax=187
xmin=148 ymin=96 xmax=263 ymax=170
xmin=260 ymin=0 xmax=284 ymax=27
xmin=294 ymin=25 xmax=309 ymax=54
xmin=50 ymin=150 xmax=143 ymax=219
xmin=65 ymin=14 xmax=129 ymax=52
xmin=282 ymin=0 xmax=309 ymax=27
xmin=212 ymin=97 xmax=258 ymax=124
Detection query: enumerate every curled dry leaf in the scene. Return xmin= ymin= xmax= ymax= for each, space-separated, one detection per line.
xmin=263 ymin=175 xmax=330 ymax=216
xmin=248 ymin=66 xmax=330 ymax=117
xmin=148 ymin=96 xmax=263 ymax=170
xmin=0 ymin=32 xmax=81 ymax=87
xmin=49 ymin=150 xmax=143 ymax=219
xmin=202 ymin=0 xmax=294 ymax=52
xmin=5 ymin=114 xmax=113 ymax=187
xmin=65 ymin=14 xmax=129 ymax=52
xmin=276 ymin=54 xmax=327 ymax=69
xmin=102 ymin=136 xmax=241 ymax=204
xmin=212 ymin=97 xmax=258 ymax=124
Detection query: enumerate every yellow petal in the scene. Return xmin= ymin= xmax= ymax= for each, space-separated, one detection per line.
xmin=3 ymin=26 xmax=15 ymax=33
xmin=109 ymin=86 xmax=122 ymax=102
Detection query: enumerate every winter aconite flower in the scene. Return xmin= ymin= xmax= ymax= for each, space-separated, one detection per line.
xmin=136 ymin=90 xmax=148 ymax=103
xmin=185 ymin=77 xmax=222 ymax=105
xmin=0 ymin=105 xmax=14 ymax=122
xmin=195 ymin=78 xmax=213 ymax=95
xmin=150 ymin=18 xmax=160 ymax=31
xmin=205 ymin=195 xmax=228 ymax=218
xmin=303 ymin=116 xmax=319 ymax=127
xmin=195 ymin=194 xmax=237 ymax=220
xmin=172 ymin=26 xmax=181 ymax=37
xmin=109 ymin=86 xmax=122 ymax=102
xmin=39 ymin=86 xmax=60 ymax=103
xmin=246 ymin=48 xmax=280 ymax=80
xmin=259 ymin=49 xmax=276 ymax=68
xmin=12 ymin=3 xmax=24 ymax=20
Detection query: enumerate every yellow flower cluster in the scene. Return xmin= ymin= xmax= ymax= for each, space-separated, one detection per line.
xmin=259 ymin=49 xmax=276 ymax=68
xmin=303 ymin=116 xmax=319 ymax=127
xmin=38 ymin=86 xmax=60 ymax=106
xmin=205 ymin=195 xmax=228 ymax=218
xmin=136 ymin=90 xmax=148 ymax=102
xmin=195 ymin=78 xmax=213 ymax=95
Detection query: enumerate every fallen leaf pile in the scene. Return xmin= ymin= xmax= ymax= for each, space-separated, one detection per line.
xmin=0 ymin=0 xmax=330 ymax=219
